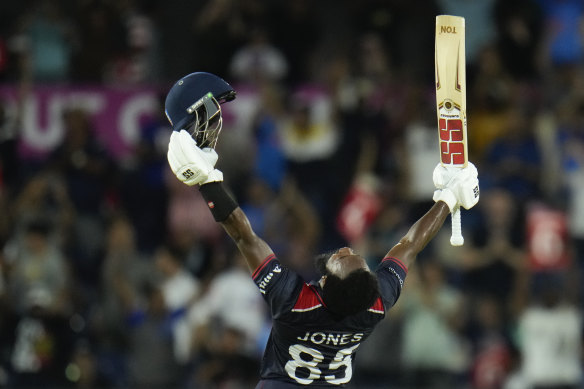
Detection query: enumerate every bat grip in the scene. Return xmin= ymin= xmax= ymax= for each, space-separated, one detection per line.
xmin=450 ymin=206 xmax=464 ymax=246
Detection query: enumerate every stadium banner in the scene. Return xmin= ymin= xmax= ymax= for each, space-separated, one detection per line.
xmin=0 ymin=85 xmax=162 ymax=159
xmin=0 ymin=84 xmax=329 ymax=160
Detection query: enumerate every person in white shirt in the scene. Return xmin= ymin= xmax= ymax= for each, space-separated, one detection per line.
xmin=517 ymin=275 xmax=582 ymax=389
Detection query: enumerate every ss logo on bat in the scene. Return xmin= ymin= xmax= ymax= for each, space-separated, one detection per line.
xmin=439 ymin=118 xmax=465 ymax=165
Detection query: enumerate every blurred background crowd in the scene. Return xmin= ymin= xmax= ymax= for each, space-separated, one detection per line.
xmin=0 ymin=0 xmax=583 ymax=388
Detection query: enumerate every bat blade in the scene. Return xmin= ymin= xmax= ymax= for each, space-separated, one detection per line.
xmin=435 ymin=15 xmax=467 ymax=246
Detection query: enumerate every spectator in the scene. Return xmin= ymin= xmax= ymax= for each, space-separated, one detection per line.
xmin=455 ymin=188 xmax=526 ymax=310
xmin=468 ymin=45 xmax=517 ymax=167
xmin=7 ymin=287 xmax=76 ymax=388
xmin=555 ymin=95 xmax=584 ymax=300
xmin=178 ymin=252 xmax=267 ymax=388
xmin=104 ymin=0 xmax=162 ymax=85
xmin=13 ymin=0 xmax=77 ymax=83
xmin=90 ymin=215 xmax=154 ymax=388
xmin=250 ymin=84 xmax=287 ymax=192
xmin=399 ymin=259 xmax=470 ymax=389
xmin=515 ymin=273 xmax=582 ymax=389
xmin=71 ymin=1 xmax=126 ymax=82
xmin=47 ymin=107 xmax=115 ymax=283
xmin=3 ymin=218 xmax=71 ymax=316
xmin=165 ymin=170 xmax=223 ymax=280
xmin=119 ymin=95 xmax=170 ymax=253
xmin=329 ymin=33 xmax=404 ymax=186
xmin=229 ymin=27 xmax=288 ymax=85
xmin=362 ymin=198 xmax=409 ymax=267
xmin=279 ymin=93 xmax=342 ymax=249
xmin=126 ymin=283 xmax=182 ymax=389
xmin=239 ymin=177 xmax=321 ymax=277
xmin=537 ymin=0 xmax=584 ymax=76
xmin=11 ymin=173 xmax=74 ymax=249
xmin=469 ymin=294 xmax=514 ymax=389
xmin=483 ymin=107 xmax=543 ymax=201
xmin=271 ymin=0 xmax=319 ymax=85
xmin=153 ymin=243 xmax=200 ymax=319
xmin=189 ymin=0 xmax=254 ymax=78
xmin=494 ymin=0 xmax=543 ymax=81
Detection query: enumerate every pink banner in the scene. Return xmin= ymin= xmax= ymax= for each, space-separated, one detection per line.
xmin=0 ymin=83 xmax=330 ymax=160
xmin=0 ymin=85 xmax=163 ymax=160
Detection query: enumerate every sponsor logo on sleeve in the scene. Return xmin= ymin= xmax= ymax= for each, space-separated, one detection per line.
xmin=387 ymin=266 xmax=404 ymax=288
xmin=258 ymin=265 xmax=282 ymax=294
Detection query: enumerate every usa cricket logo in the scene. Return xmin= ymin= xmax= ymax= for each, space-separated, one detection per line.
xmin=438 ymin=99 xmax=466 ymax=166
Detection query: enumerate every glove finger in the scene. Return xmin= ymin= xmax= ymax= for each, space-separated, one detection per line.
xmin=177 ymin=129 xmax=192 ymax=150
xmin=177 ymin=130 xmax=203 ymax=166
xmin=433 ymin=164 xmax=449 ymax=189
xmin=168 ymin=143 xmax=186 ymax=167
xmin=166 ymin=131 xmax=178 ymax=163
xmin=168 ymin=130 xmax=178 ymax=150
xmin=167 ymin=149 xmax=182 ymax=172
xmin=168 ymin=131 xmax=187 ymax=165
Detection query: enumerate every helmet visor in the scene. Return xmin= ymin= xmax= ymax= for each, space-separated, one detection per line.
xmin=185 ymin=93 xmax=223 ymax=148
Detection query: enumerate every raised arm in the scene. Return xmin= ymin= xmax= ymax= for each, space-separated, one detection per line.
xmin=386 ymin=201 xmax=450 ymax=269
xmin=387 ymin=163 xmax=480 ymax=269
xmin=217 ymin=207 xmax=274 ymax=273
xmin=167 ymin=130 xmax=273 ymax=274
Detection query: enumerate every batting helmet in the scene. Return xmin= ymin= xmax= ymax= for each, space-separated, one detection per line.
xmin=164 ymin=72 xmax=236 ymax=147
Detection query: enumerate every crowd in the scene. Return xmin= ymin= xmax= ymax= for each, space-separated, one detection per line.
xmin=0 ymin=0 xmax=583 ymax=388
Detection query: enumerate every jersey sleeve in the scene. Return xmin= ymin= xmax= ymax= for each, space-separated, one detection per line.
xmin=375 ymin=257 xmax=408 ymax=310
xmin=252 ymin=254 xmax=304 ymax=319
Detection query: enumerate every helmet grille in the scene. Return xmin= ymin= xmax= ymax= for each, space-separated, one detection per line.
xmin=185 ymin=94 xmax=223 ymax=149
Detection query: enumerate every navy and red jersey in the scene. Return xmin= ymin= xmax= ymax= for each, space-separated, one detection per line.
xmin=252 ymin=254 xmax=408 ymax=387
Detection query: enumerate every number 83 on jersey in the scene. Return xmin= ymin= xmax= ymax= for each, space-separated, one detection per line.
xmin=285 ymin=343 xmax=360 ymax=385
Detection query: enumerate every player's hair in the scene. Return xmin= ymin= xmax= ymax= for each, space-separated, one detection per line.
xmin=321 ymin=269 xmax=380 ymax=318
xmin=315 ymin=251 xmax=334 ymax=276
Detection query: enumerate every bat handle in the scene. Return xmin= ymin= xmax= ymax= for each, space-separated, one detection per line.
xmin=450 ymin=206 xmax=464 ymax=246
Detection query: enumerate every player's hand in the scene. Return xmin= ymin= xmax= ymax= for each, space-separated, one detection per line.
xmin=433 ymin=163 xmax=479 ymax=211
xmin=167 ymin=130 xmax=223 ymax=186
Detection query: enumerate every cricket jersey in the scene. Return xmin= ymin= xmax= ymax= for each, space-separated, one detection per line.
xmin=252 ymin=254 xmax=407 ymax=387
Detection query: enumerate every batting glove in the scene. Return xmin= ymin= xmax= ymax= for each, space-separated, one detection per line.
xmin=433 ymin=163 xmax=455 ymax=189
xmin=433 ymin=163 xmax=479 ymax=211
xmin=167 ymin=130 xmax=223 ymax=186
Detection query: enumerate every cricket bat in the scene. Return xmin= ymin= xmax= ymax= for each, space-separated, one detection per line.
xmin=435 ymin=15 xmax=468 ymax=246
